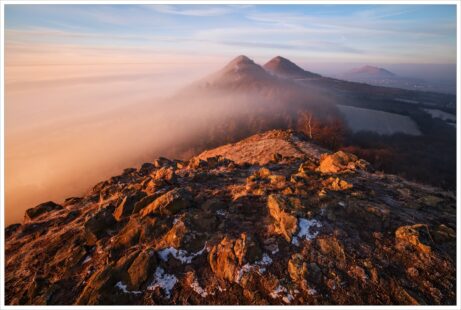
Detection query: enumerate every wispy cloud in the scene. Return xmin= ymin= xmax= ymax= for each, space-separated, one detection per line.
xmin=149 ymin=4 xmax=240 ymax=17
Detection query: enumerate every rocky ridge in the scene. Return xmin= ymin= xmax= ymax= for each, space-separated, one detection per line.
xmin=5 ymin=130 xmax=456 ymax=305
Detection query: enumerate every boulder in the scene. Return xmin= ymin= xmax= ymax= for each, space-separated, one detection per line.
xmin=208 ymin=234 xmax=262 ymax=282
xmin=84 ymin=207 xmax=116 ymax=245
xmin=208 ymin=237 xmax=238 ymax=282
xmin=153 ymin=157 xmax=172 ymax=168
xmin=24 ymin=201 xmax=63 ymax=222
xmin=267 ymin=194 xmax=298 ymax=242
xmin=132 ymin=193 xmax=163 ymax=214
xmin=109 ymin=217 xmax=141 ymax=258
xmin=395 ymin=224 xmax=432 ymax=254
xmin=322 ymin=177 xmax=353 ymax=191
xmin=153 ymin=166 xmax=176 ymax=184
xmin=233 ymin=233 xmax=262 ymax=265
xmin=139 ymin=162 xmax=155 ymax=176
xmin=126 ymin=249 xmax=157 ymax=290
xmin=113 ymin=191 xmax=147 ymax=221
xmin=140 ymin=188 xmax=191 ymax=217
xmin=288 ymin=253 xmax=308 ymax=283
xmin=317 ymin=236 xmax=346 ymax=266
xmin=317 ymin=151 xmax=368 ymax=174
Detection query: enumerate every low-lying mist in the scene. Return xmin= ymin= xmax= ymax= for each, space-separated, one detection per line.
xmin=5 ymin=62 xmax=337 ymax=225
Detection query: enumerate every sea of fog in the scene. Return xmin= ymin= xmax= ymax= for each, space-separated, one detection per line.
xmin=5 ymin=63 xmax=220 ymax=225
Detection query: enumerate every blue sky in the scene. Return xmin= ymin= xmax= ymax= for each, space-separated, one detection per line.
xmin=4 ymin=4 xmax=457 ymax=65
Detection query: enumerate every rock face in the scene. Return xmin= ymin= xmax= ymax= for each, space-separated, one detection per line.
xmin=4 ymin=130 xmax=456 ymax=305
xmin=24 ymin=201 xmax=63 ymax=222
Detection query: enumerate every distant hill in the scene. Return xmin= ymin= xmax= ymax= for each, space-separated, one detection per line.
xmin=343 ymin=65 xmax=396 ymax=79
xmin=263 ymin=56 xmax=321 ymax=79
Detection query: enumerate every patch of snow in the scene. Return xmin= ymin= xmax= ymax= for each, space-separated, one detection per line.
xmin=292 ymin=218 xmax=322 ymax=246
xmin=307 ymin=288 xmax=317 ymax=295
xmin=338 ymin=201 xmax=346 ymax=207
xmin=234 ymin=253 xmax=273 ymax=283
xmin=270 ymin=285 xmax=294 ymax=304
xmin=172 ymin=217 xmax=180 ymax=224
xmin=190 ymin=279 xmax=208 ymax=298
xmin=147 ymin=267 xmax=177 ymax=299
xmin=216 ymin=209 xmax=226 ymax=216
xmin=115 ymin=281 xmax=142 ymax=295
xmin=82 ymin=256 xmax=92 ymax=264
xmin=158 ymin=244 xmax=206 ymax=264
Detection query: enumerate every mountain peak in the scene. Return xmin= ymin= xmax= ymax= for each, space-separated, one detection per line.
xmin=225 ymin=55 xmax=255 ymax=68
xmin=264 ymin=56 xmax=320 ymax=79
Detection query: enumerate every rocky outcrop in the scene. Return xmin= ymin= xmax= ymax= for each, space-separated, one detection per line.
xmin=24 ymin=201 xmax=63 ymax=222
xmin=5 ymin=130 xmax=456 ymax=305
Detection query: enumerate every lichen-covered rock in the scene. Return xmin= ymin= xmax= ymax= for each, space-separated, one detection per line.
xmin=208 ymin=234 xmax=262 ymax=282
xmin=318 ymin=151 xmax=368 ymax=174
xmin=140 ymin=188 xmax=191 ymax=217
xmin=395 ymin=224 xmax=432 ymax=254
xmin=267 ymin=194 xmax=298 ymax=241
xmin=288 ymin=253 xmax=308 ymax=283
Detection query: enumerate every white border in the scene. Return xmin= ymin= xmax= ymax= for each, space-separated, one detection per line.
xmin=0 ymin=1 xmax=459 ymax=309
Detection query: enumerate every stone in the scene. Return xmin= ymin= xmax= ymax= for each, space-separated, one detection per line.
xmin=153 ymin=166 xmax=177 ymax=183
xmin=288 ymin=253 xmax=308 ymax=283
xmin=233 ymin=233 xmax=262 ymax=265
xmin=24 ymin=201 xmax=63 ymax=222
xmin=322 ymin=177 xmax=353 ymax=191
xmin=317 ymin=237 xmax=346 ymax=265
xmin=208 ymin=234 xmax=261 ymax=282
xmin=113 ymin=191 xmax=147 ymax=221
xmin=395 ymin=224 xmax=432 ymax=254
xmin=84 ymin=207 xmax=116 ymax=245
xmin=208 ymin=237 xmax=238 ymax=282
xmin=126 ymin=249 xmax=157 ymax=290
xmin=267 ymin=194 xmax=298 ymax=242
xmin=318 ymin=151 xmax=368 ymax=174
xmin=140 ymin=188 xmax=191 ymax=217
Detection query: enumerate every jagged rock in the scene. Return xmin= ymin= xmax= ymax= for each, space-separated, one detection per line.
xmin=208 ymin=234 xmax=261 ymax=282
xmin=132 ymin=193 xmax=163 ymax=214
xmin=113 ymin=191 xmax=147 ymax=221
xmin=24 ymin=201 xmax=63 ymax=222
xmin=267 ymin=194 xmax=298 ymax=241
xmin=208 ymin=237 xmax=238 ymax=282
xmin=318 ymin=151 xmax=368 ymax=174
xmin=109 ymin=217 xmax=141 ymax=259
xmin=139 ymin=162 xmax=155 ymax=175
xmin=322 ymin=177 xmax=353 ymax=191
xmin=317 ymin=236 xmax=346 ymax=266
xmin=84 ymin=207 xmax=116 ymax=245
xmin=153 ymin=166 xmax=177 ymax=183
xmin=153 ymin=157 xmax=172 ymax=168
xmin=395 ymin=224 xmax=432 ymax=254
xmin=126 ymin=248 xmax=156 ymax=290
xmin=140 ymin=188 xmax=191 ymax=217
xmin=288 ymin=253 xmax=308 ymax=283
xmin=233 ymin=232 xmax=262 ymax=265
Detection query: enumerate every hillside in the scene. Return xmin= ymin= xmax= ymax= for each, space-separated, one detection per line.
xmin=5 ymin=130 xmax=456 ymax=305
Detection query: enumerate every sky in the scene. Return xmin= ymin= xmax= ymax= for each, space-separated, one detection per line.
xmin=4 ymin=4 xmax=457 ymax=66
xmin=3 ymin=4 xmax=458 ymax=225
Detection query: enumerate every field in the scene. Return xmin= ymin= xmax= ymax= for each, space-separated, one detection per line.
xmin=337 ymin=104 xmax=422 ymax=135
